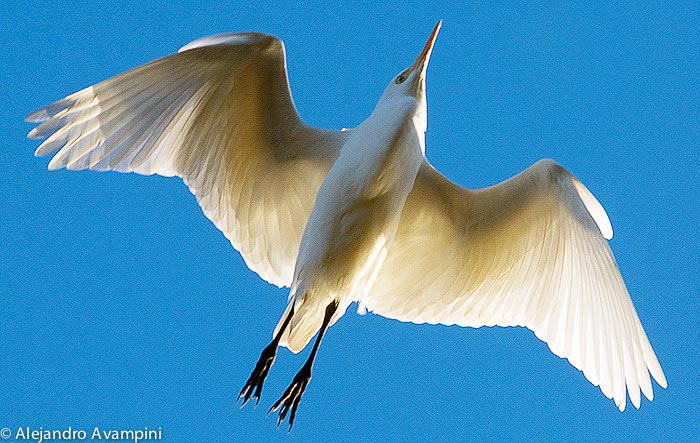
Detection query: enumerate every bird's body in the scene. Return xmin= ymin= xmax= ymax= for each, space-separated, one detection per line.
xmin=26 ymin=21 xmax=666 ymax=429
xmin=282 ymin=94 xmax=425 ymax=352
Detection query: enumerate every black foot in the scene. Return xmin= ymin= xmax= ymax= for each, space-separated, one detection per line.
xmin=238 ymin=341 xmax=277 ymax=407
xmin=267 ymin=363 xmax=311 ymax=431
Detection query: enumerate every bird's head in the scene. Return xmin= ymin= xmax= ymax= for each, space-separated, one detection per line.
xmin=378 ymin=20 xmax=442 ymax=109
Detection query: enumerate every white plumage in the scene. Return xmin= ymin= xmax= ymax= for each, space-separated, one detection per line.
xmin=26 ymin=22 xmax=665 ymax=424
xmin=28 ymin=33 xmax=347 ymax=287
xmin=366 ymin=158 xmax=666 ymax=411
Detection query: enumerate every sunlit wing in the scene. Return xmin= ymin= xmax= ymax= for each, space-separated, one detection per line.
xmin=365 ymin=158 xmax=667 ymax=411
xmin=27 ymin=33 xmax=348 ymax=287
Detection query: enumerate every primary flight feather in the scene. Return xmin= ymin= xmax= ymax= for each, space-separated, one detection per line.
xmin=26 ymin=21 xmax=666 ymax=429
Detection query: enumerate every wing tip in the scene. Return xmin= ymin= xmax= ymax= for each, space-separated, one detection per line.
xmin=27 ymin=126 xmax=44 ymax=140
xmin=25 ymin=109 xmax=49 ymax=123
xmin=616 ymin=400 xmax=626 ymax=412
xmin=570 ymin=176 xmax=614 ymax=240
xmin=47 ymin=157 xmax=64 ymax=171
xmin=178 ymin=32 xmax=276 ymax=53
xmin=656 ymin=372 xmax=668 ymax=389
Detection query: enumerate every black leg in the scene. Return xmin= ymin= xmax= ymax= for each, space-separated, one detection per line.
xmin=238 ymin=305 xmax=295 ymax=407
xmin=268 ymin=300 xmax=339 ymax=431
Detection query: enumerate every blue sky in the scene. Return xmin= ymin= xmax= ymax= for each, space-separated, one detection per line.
xmin=2 ymin=1 xmax=698 ymax=441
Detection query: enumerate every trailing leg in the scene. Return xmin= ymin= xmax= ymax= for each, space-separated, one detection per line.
xmin=238 ymin=305 xmax=295 ymax=407
xmin=268 ymin=300 xmax=339 ymax=430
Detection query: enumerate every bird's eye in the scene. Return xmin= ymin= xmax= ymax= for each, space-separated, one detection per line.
xmin=395 ymin=74 xmax=406 ymax=84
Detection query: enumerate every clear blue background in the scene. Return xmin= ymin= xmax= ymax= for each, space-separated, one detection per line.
xmin=2 ymin=1 xmax=698 ymax=441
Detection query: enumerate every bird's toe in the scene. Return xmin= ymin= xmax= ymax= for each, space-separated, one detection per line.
xmin=238 ymin=346 xmax=277 ymax=408
xmin=268 ymin=368 xmax=311 ymax=431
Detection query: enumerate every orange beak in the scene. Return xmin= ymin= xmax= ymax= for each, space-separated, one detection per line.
xmin=411 ymin=20 xmax=442 ymax=73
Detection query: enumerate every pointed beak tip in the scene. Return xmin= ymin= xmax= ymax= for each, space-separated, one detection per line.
xmin=431 ymin=20 xmax=443 ymax=43
xmin=413 ymin=20 xmax=442 ymax=71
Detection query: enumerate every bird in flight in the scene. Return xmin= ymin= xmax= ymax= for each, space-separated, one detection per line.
xmin=26 ymin=20 xmax=666 ymax=430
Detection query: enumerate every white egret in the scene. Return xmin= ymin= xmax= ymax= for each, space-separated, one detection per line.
xmin=26 ymin=21 xmax=666 ymax=429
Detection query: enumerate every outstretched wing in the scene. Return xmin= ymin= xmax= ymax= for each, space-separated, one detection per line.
xmin=365 ymin=158 xmax=666 ymax=411
xmin=27 ymin=33 xmax=348 ymax=287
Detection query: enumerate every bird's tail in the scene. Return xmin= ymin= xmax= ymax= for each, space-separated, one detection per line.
xmin=274 ymin=297 xmax=323 ymax=354
xmin=274 ymin=294 xmax=348 ymax=354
